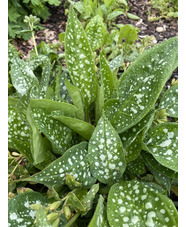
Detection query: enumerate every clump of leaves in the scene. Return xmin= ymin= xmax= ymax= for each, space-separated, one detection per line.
xmin=8 ymin=6 xmax=178 ymax=227
xmin=148 ymin=0 xmax=178 ymax=21
xmin=8 ymin=0 xmax=61 ymax=40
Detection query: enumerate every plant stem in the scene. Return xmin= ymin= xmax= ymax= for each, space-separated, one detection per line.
xmin=29 ymin=22 xmax=38 ymax=56
xmin=65 ymin=213 xmax=80 ymax=227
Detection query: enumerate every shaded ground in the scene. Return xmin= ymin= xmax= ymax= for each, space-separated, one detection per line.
xmin=13 ymin=0 xmax=178 ymax=59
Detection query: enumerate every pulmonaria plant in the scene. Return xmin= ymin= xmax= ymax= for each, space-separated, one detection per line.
xmin=8 ymin=6 xmax=178 ymax=227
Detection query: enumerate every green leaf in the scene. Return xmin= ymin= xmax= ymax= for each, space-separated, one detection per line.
xmin=67 ymin=0 xmax=84 ymax=14
xmin=85 ymin=15 xmax=107 ymax=51
xmin=59 ymin=32 xmax=65 ymax=44
xmin=88 ymin=114 xmax=126 ymax=184
xmin=30 ymin=99 xmax=77 ymax=117
xmin=51 ymin=112 xmax=95 ymax=140
xmin=107 ymin=180 xmax=178 ymax=227
xmin=66 ymin=174 xmax=82 ymax=190
xmin=35 ymin=207 xmax=52 ymax=227
xmin=26 ymin=106 xmax=56 ymax=164
xmin=8 ymin=105 xmax=30 ymax=149
xmin=81 ymin=183 xmax=99 ymax=214
xmin=10 ymin=57 xmax=39 ymax=97
xmin=104 ymin=37 xmax=178 ymax=133
xmin=127 ymin=156 xmax=146 ymax=175
xmin=66 ymin=192 xmax=86 ymax=212
xmin=108 ymin=54 xmax=124 ymax=71
xmin=120 ymin=109 xmax=154 ymax=149
xmin=65 ymin=78 xmax=84 ymax=120
xmin=159 ymin=84 xmax=178 ymax=118
xmin=8 ymin=192 xmax=52 ymax=227
xmin=100 ymin=53 xmax=118 ymax=101
xmin=119 ymin=24 xmax=139 ymax=44
xmin=26 ymin=142 xmax=96 ymax=188
xmin=95 ymin=84 xmax=104 ymax=124
xmin=31 ymin=107 xmax=73 ymax=155
xmin=107 ymin=10 xmax=124 ymax=21
xmin=127 ymin=12 xmax=140 ymax=20
xmin=142 ymin=151 xmax=177 ymax=180
xmin=83 ymin=0 xmax=93 ymax=16
xmin=144 ymin=122 xmax=178 ymax=172
xmin=65 ymin=6 xmax=98 ymax=107
xmin=88 ymin=195 xmax=108 ymax=227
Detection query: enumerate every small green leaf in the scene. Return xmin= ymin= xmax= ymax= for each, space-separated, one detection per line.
xmin=107 ymin=180 xmax=178 ymax=227
xmin=66 ymin=174 xmax=82 ymax=190
xmin=144 ymin=122 xmax=178 ymax=172
xmin=59 ymin=32 xmax=65 ymax=44
xmin=83 ymin=0 xmax=93 ymax=16
xmin=119 ymin=24 xmax=139 ymax=44
xmin=85 ymin=15 xmax=107 ymax=51
xmin=104 ymin=37 xmax=178 ymax=133
xmin=26 ymin=142 xmax=96 ymax=188
xmin=81 ymin=183 xmax=99 ymax=214
xmin=8 ymin=192 xmax=52 ymax=227
xmin=107 ymin=10 xmax=124 ymax=21
xmin=35 ymin=207 xmax=52 ymax=227
xmin=159 ymin=84 xmax=178 ymax=118
xmin=100 ymin=53 xmax=118 ymax=101
xmin=67 ymin=0 xmax=84 ymax=14
xmin=88 ymin=114 xmax=126 ymax=184
xmin=127 ymin=12 xmax=140 ymax=20
xmin=108 ymin=54 xmax=124 ymax=71
xmin=65 ymin=6 xmax=98 ymax=107
xmin=51 ymin=112 xmax=95 ymax=140
xmin=66 ymin=192 xmax=86 ymax=212
xmin=65 ymin=78 xmax=84 ymax=120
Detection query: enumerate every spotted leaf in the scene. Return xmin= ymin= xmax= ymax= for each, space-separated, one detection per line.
xmin=120 ymin=109 xmax=154 ymax=149
xmin=8 ymin=105 xmax=30 ymax=150
xmin=100 ymin=53 xmax=118 ymax=101
xmin=51 ymin=112 xmax=95 ymax=140
xmin=159 ymin=84 xmax=178 ymax=118
xmin=108 ymin=54 xmax=124 ymax=71
xmin=144 ymin=122 xmax=178 ymax=172
xmin=104 ymin=37 xmax=178 ymax=133
xmin=26 ymin=142 xmax=96 ymax=188
xmin=8 ymin=192 xmax=52 ymax=227
xmin=107 ymin=11 xmax=124 ymax=21
xmin=65 ymin=6 xmax=98 ymax=107
xmin=88 ymin=114 xmax=126 ymax=184
xmin=107 ymin=180 xmax=178 ymax=227
xmin=127 ymin=156 xmax=146 ymax=176
xmin=35 ymin=207 xmax=51 ymax=227
xmin=10 ymin=57 xmax=39 ymax=97
xmin=31 ymin=107 xmax=73 ymax=155
xmin=85 ymin=15 xmax=107 ymax=51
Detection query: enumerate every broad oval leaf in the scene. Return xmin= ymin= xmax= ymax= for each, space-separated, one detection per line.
xmin=107 ymin=180 xmax=178 ymax=227
xmin=144 ymin=122 xmax=178 ymax=172
xmin=159 ymin=84 xmax=178 ymax=118
xmin=8 ymin=192 xmax=52 ymax=227
xmin=26 ymin=142 xmax=96 ymax=188
xmin=85 ymin=15 xmax=107 ymax=51
xmin=88 ymin=114 xmax=126 ymax=184
xmin=104 ymin=37 xmax=178 ymax=133
xmin=127 ymin=156 xmax=146 ymax=176
xmin=65 ymin=6 xmax=98 ymax=107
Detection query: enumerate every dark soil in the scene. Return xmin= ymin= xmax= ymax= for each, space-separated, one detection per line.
xmin=13 ymin=0 xmax=178 ymax=59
